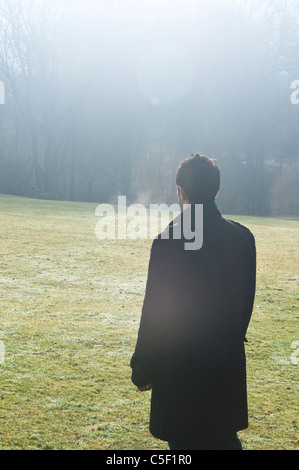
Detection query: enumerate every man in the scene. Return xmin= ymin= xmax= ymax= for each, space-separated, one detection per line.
xmin=130 ymin=154 xmax=256 ymax=450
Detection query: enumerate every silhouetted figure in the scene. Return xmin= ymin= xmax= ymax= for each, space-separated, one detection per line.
xmin=131 ymin=154 xmax=256 ymax=450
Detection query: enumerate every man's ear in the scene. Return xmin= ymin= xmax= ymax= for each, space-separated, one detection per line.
xmin=178 ymin=186 xmax=188 ymax=203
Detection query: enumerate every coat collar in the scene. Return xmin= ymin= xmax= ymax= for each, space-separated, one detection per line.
xmin=160 ymin=200 xmax=222 ymax=242
xmin=173 ymin=200 xmax=222 ymax=225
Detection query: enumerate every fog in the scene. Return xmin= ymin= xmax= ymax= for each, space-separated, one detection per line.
xmin=0 ymin=0 xmax=298 ymax=215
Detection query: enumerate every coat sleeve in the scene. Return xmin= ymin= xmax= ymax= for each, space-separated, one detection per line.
xmin=130 ymin=238 xmax=174 ymax=388
xmin=242 ymin=230 xmax=256 ymax=341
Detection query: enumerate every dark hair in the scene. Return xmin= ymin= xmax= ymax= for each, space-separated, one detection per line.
xmin=175 ymin=153 xmax=220 ymax=203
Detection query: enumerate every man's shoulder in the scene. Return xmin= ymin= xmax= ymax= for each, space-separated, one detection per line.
xmin=150 ymin=218 xmax=183 ymax=252
xmin=154 ymin=212 xmax=182 ymax=242
xmin=225 ymin=218 xmax=255 ymax=245
xmin=226 ymin=218 xmax=253 ymax=233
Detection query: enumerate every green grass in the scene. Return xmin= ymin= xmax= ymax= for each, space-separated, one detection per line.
xmin=0 ymin=194 xmax=298 ymax=450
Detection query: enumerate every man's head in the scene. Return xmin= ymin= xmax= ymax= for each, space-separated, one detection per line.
xmin=176 ymin=153 xmax=220 ymax=208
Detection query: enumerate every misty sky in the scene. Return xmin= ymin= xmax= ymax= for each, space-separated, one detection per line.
xmin=0 ymin=0 xmax=298 ymax=214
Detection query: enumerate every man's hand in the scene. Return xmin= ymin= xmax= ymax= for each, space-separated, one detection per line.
xmin=137 ymin=383 xmax=153 ymax=392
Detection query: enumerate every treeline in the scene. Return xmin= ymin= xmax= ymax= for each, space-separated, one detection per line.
xmin=0 ymin=0 xmax=298 ymax=216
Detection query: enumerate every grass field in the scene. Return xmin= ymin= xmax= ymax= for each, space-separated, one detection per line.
xmin=0 ymin=194 xmax=298 ymax=450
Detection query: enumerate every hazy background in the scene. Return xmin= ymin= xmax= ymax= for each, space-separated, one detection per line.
xmin=0 ymin=0 xmax=298 ymax=216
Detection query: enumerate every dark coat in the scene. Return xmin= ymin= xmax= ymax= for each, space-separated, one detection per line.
xmin=131 ymin=201 xmax=256 ymax=442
